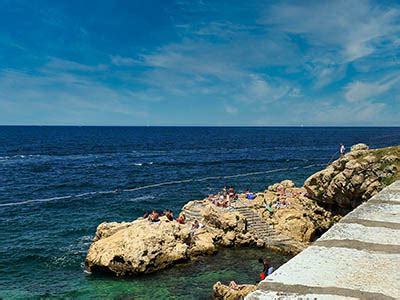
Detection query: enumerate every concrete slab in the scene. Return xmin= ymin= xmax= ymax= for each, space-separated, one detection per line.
xmin=346 ymin=202 xmax=400 ymax=224
xmin=388 ymin=181 xmax=400 ymax=189
xmin=318 ymin=222 xmax=400 ymax=246
xmin=246 ymin=181 xmax=400 ymax=300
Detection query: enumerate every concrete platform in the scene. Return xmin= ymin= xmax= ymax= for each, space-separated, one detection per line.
xmin=246 ymin=181 xmax=400 ymax=300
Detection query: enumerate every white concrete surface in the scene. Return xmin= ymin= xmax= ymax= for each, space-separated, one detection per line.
xmin=246 ymin=181 xmax=400 ymax=300
xmin=319 ymin=222 xmax=400 ymax=246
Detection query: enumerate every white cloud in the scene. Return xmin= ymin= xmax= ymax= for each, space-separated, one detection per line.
xmin=45 ymin=57 xmax=108 ymax=72
xmin=110 ymin=55 xmax=137 ymax=66
xmin=345 ymin=74 xmax=400 ymax=102
xmin=224 ymin=104 xmax=238 ymax=114
xmin=0 ymin=63 xmax=149 ymax=125
xmin=263 ymin=0 xmax=400 ymax=62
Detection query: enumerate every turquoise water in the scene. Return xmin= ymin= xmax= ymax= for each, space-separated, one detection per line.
xmin=1 ymin=247 xmax=291 ymax=299
xmin=1 ymin=126 xmax=399 ymax=299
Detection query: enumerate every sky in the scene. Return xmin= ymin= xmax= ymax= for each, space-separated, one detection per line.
xmin=0 ymin=0 xmax=400 ymax=126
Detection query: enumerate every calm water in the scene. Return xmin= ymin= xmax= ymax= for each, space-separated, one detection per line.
xmin=1 ymin=126 xmax=399 ymax=299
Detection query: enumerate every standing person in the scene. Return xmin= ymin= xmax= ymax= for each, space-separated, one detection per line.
xmin=340 ymin=144 xmax=346 ymax=156
xmin=258 ymin=258 xmax=274 ymax=280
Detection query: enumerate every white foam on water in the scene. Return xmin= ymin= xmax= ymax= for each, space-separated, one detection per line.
xmin=0 ymin=195 xmax=73 ymax=207
xmin=0 ymin=163 xmax=326 ymax=208
xmin=128 ymin=195 xmax=156 ymax=202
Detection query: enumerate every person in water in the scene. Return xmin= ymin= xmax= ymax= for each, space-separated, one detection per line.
xmin=340 ymin=143 xmax=346 ymax=156
xmin=258 ymin=258 xmax=274 ymax=280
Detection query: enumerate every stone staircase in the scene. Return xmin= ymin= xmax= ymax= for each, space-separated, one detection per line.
xmin=181 ymin=200 xmax=305 ymax=252
xmin=234 ymin=206 xmax=304 ymax=251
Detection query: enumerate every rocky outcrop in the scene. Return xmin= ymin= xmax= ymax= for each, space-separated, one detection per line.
xmin=213 ymin=282 xmax=257 ymax=300
xmin=85 ymin=203 xmax=260 ymax=276
xmin=85 ymin=217 xmax=191 ymax=275
xmin=85 ymin=181 xmax=337 ymax=275
xmin=304 ymin=144 xmax=400 ymax=211
xmin=249 ymin=182 xmax=336 ymax=243
xmin=85 ymin=144 xmax=400 ymax=278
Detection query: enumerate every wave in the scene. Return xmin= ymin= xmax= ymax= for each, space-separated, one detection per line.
xmin=155 ymin=157 xmax=309 ymax=167
xmin=128 ymin=195 xmax=156 ymax=202
xmin=0 ymin=150 xmax=165 ymax=163
xmin=0 ymin=162 xmax=327 ymax=209
xmin=133 ymin=161 xmax=154 ymax=167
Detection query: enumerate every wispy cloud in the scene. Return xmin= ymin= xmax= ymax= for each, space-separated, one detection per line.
xmin=110 ymin=55 xmax=138 ymax=66
xmin=345 ymin=74 xmax=400 ymax=102
xmin=0 ymin=0 xmax=399 ymax=125
xmin=0 ymin=60 xmax=149 ymax=125
xmin=263 ymin=0 xmax=400 ymax=62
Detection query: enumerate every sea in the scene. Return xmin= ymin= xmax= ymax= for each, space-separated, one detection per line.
xmin=1 ymin=126 xmax=399 ymax=299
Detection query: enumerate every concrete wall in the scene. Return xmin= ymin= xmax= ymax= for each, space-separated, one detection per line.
xmin=246 ymin=181 xmax=400 ymax=300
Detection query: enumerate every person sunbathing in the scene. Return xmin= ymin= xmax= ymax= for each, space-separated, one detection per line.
xmin=228 ymin=186 xmax=235 ymax=197
xmin=229 ymin=281 xmax=238 ymax=290
xmin=176 ymin=213 xmax=186 ymax=224
xmin=191 ymin=220 xmax=200 ymax=230
xmin=148 ymin=210 xmax=160 ymax=223
xmin=164 ymin=209 xmax=174 ymax=221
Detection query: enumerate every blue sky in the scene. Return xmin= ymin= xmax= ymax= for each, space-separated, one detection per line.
xmin=0 ymin=0 xmax=399 ymax=126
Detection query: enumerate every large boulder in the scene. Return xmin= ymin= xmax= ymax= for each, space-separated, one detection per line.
xmin=304 ymin=145 xmax=400 ymax=211
xmin=351 ymin=143 xmax=369 ymax=152
xmin=85 ymin=218 xmax=192 ymax=275
xmin=85 ymin=201 xmax=259 ymax=276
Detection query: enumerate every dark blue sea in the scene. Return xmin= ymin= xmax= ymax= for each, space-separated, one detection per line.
xmin=1 ymin=126 xmax=399 ymax=299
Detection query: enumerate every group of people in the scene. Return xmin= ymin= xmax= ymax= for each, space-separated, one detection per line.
xmin=207 ymin=185 xmax=260 ymax=208
xmin=208 ymin=185 xmax=238 ymax=207
xmin=143 ymin=209 xmax=174 ymax=223
xmin=143 ymin=209 xmax=204 ymax=233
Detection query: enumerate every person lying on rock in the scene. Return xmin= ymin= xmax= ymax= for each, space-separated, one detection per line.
xmin=191 ymin=220 xmax=200 ymax=230
xmin=164 ymin=209 xmax=174 ymax=221
xmin=229 ymin=281 xmax=239 ymax=290
xmin=228 ymin=185 xmax=236 ymax=198
xmin=176 ymin=213 xmax=186 ymax=224
xmin=148 ymin=210 xmax=160 ymax=223
xmin=191 ymin=220 xmax=204 ymax=230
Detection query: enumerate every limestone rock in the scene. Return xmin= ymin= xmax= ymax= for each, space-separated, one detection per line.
xmin=85 ymin=201 xmax=255 ymax=276
xmin=85 ymin=219 xmax=191 ymax=275
xmin=304 ymin=145 xmax=400 ymax=211
xmin=351 ymin=143 xmax=369 ymax=152
xmin=213 ymin=281 xmax=257 ymax=300
xmin=188 ymin=230 xmax=217 ymax=256
xmin=268 ymin=180 xmax=295 ymax=192
xmin=93 ymin=221 xmax=133 ymax=241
